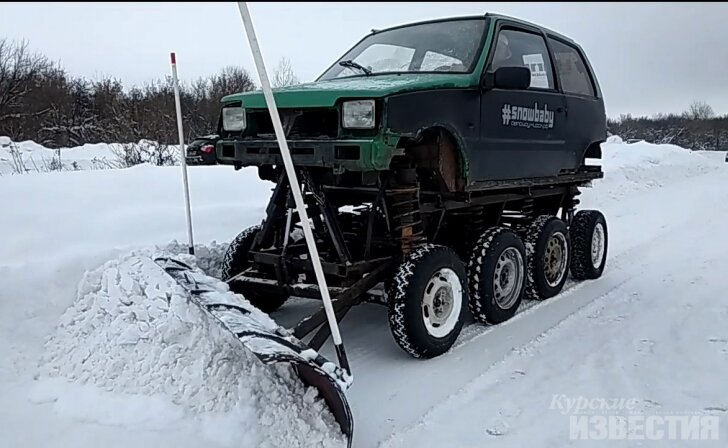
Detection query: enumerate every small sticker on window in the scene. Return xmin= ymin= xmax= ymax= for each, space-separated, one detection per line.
xmin=522 ymin=53 xmax=549 ymax=89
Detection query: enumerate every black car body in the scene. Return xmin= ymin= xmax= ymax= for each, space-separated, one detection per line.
xmin=216 ymin=13 xmax=606 ymax=191
xmin=185 ymin=135 xmax=219 ymax=166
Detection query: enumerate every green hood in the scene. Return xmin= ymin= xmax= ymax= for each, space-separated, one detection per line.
xmin=222 ymin=73 xmax=474 ymax=109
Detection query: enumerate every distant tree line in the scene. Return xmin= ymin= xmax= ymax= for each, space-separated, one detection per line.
xmin=608 ymin=101 xmax=728 ymax=151
xmin=3 ymin=38 xmax=726 ymax=154
xmin=0 ymin=38 xmax=300 ymax=149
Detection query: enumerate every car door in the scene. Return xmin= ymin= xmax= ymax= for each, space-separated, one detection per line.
xmin=477 ymin=23 xmax=568 ymax=182
xmin=547 ymin=36 xmax=606 ymax=170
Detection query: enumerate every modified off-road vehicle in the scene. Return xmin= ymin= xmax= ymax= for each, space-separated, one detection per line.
xmin=214 ymin=14 xmax=609 ymax=359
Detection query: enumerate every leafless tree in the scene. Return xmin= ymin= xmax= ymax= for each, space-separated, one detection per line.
xmin=683 ymin=100 xmax=715 ymax=120
xmin=609 ymin=110 xmax=728 ymax=152
xmin=197 ymin=65 xmax=256 ymax=134
xmin=1 ymin=38 xmax=261 ymax=148
xmin=0 ymin=38 xmax=53 ymax=128
xmin=271 ymin=57 xmax=300 ymax=88
xmin=209 ymin=65 xmax=256 ymax=99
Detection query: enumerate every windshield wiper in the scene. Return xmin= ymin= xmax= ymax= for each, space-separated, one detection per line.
xmin=339 ymin=60 xmax=372 ymax=76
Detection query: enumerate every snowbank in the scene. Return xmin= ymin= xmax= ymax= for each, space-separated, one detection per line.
xmin=0 ymin=137 xmax=186 ymax=174
xmin=0 ymin=137 xmax=120 ymax=174
xmin=582 ymin=139 xmax=721 ymax=202
xmin=35 ymin=248 xmax=346 ymax=448
xmin=0 ymin=163 xmax=272 ymax=267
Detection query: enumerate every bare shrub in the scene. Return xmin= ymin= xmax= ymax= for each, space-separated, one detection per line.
xmin=110 ymin=140 xmax=179 ymax=168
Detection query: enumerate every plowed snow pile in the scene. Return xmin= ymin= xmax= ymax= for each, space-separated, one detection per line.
xmin=33 ymin=248 xmax=346 ymax=448
xmin=591 ymin=136 xmax=720 ymax=200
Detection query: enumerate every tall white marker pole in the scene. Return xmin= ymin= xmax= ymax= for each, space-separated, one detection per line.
xmin=235 ymin=2 xmax=350 ymax=376
xmin=170 ymin=52 xmax=195 ymax=255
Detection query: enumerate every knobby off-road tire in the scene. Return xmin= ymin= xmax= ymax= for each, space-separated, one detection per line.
xmin=570 ymin=210 xmax=608 ymax=280
xmin=388 ymin=244 xmax=468 ymax=359
xmin=467 ymin=227 xmax=527 ymax=325
xmin=222 ymin=225 xmax=289 ymax=313
xmin=524 ymin=216 xmax=571 ymax=300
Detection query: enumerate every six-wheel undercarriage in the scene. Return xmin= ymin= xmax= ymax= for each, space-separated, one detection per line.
xmin=222 ymin=165 xmax=608 ymax=358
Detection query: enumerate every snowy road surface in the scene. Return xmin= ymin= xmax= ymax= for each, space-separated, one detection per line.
xmin=378 ymin=165 xmax=728 ymax=448
xmin=1 ymin=139 xmax=726 ymax=447
xmin=286 ymin=150 xmax=728 ymax=447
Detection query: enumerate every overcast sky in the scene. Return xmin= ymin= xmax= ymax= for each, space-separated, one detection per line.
xmin=2 ymin=2 xmax=727 ymax=118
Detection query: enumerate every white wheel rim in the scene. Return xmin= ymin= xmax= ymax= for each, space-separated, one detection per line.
xmin=421 ymin=268 xmax=462 ymax=338
xmin=591 ymin=223 xmax=605 ymax=269
xmin=493 ymin=247 xmax=525 ymax=309
xmin=544 ymin=231 xmax=568 ymax=287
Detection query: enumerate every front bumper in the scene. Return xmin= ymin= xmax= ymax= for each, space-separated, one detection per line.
xmin=216 ymin=138 xmax=397 ymax=172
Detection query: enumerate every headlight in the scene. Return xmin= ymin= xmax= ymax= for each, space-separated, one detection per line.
xmin=342 ymin=100 xmax=375 ymax=129
xmin=222 ymin=107 xmax=246 ymax=132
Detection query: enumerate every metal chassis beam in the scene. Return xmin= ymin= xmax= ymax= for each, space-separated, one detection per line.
xmin=292 ymin=262 xmax=393 ymax=347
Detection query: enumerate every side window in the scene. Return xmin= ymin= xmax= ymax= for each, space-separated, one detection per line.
xmin=548 ymin=38 xmax=595 ymax=96
xmin=490 ymin=28 xmax=554 ymax=89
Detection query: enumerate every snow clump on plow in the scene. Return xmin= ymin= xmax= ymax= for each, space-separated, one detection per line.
xmin=36 ymin=248 xmax=347 ymax=448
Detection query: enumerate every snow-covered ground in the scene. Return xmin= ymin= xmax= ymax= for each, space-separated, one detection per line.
xmin=1 ymin=138 xmax=726 ymax=447
xmin=381 ymin=162 xmax=728 ymax=448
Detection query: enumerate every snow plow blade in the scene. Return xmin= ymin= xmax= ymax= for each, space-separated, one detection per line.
xmin=154 ymin=256 xmax=353 ymax=447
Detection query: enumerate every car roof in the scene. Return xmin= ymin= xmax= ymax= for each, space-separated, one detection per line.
xmin=371 ymin=13 xmax=577 ymax=46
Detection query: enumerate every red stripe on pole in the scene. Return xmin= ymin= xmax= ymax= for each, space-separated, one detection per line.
xmin=170 ymin=52 xmax=176 ymax=64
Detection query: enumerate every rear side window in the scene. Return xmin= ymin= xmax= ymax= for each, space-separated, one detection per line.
xmin=548 ymin=38 xmax=595 ymax=96
xmin=490 ymin=28 xmax=555 ymax=90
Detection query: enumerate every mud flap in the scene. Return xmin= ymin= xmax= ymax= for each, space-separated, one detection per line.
xmin=154 ymin=256 xmax=353 ymax=447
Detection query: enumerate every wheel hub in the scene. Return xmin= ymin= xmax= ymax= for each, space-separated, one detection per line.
xmin=493 ymin=247 xmax=524 ymax=309
xmin=421 ymin=268 xmax=462 ymax=338
xmin=544 ymin=231 xmax=568 ymax=287
xmin=432 ymin=286 xmax=452 ymax=319
xmin=591 ymin=223 xmax=605 ymax=269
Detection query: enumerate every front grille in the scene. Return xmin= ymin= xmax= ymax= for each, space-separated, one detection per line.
xmin=248 ymin=109 xmax=338 ymax=139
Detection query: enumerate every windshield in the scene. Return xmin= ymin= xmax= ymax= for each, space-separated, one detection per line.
xmin=318 ymin=18 xmax=487 ymax=80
